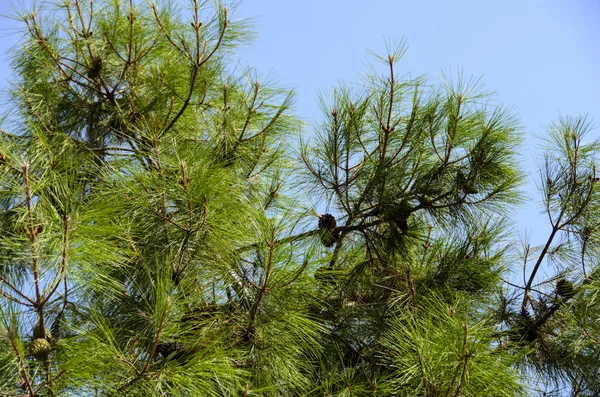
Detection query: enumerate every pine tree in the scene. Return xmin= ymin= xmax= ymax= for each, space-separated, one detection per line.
xmin=0 ymin=1 xmax=599 ymax=396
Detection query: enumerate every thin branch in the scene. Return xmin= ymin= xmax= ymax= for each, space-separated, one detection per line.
xmin=0 ymin=275 xmax=36 ymax=306
xmin=8 ymin=327 xmax=36 ymax=397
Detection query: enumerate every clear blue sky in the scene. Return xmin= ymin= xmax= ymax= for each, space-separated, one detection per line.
xmin=0 ymin=0 xmax=599 ymax=251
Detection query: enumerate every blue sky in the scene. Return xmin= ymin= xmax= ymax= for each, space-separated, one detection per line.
xmin=0 ymin=0 xmax=599 ymax=250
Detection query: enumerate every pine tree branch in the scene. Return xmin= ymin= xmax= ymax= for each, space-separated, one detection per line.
xmin=237 ymin=81 xmax=261 ymax=142
xmin=40 ymin=213 xmax=70 ymax=307
xmin=154 ymin=5 xmax=229 ymax=137
xmin=0 ymin=252 xmax=37 ymax=306
xmin=236 ymin=219 xmax=383 ymax=253
xmin=8 ymin=327 xmax=36 ymax=397
xmin=0 ymin=287 xmax=33 ymax=307
xmin=452 ymin=323 xmax=470 ymax=397
xmin=521 ymin=174 xmax=595 ymax=311
xmin=244 ymin=228 xmax=276 ymax=340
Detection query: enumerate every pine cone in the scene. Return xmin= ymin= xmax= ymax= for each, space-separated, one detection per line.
xmin=88 ymin=57 xmax=103 ymax=79
xmin=457 ymin=170 xmax=478 ymax=194
xmin=32 ymin=323 xmax=52 ymax=341
xmin=318 ymin=213 xmax=336 ymax=230
xmin=384 ymin=202 xmax=410 ymax=234
xmin=513 ymin=309 xmax=538 ymax=344
xmin=396 ymin=217 xmax=408 ymax=234
xmin=318 ymin=214 xmax=338 ymax=247
xmin=30 ymin=338 xmax=51 ymax=358
xmin=556 ymin=279 xmax=576 ymax=299
xmin=521 ymin=308 xmax=533 ymax=322
xmin=156 ymin=341 xmax=181 ymax=358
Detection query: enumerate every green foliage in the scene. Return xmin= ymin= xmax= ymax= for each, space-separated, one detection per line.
xmin=381 ymin=294 xmax=525 ymax=397
xmin=0 ymin=1 xmax=598 ymax=396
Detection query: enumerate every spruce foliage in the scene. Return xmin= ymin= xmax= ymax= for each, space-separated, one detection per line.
xmin=0 ymin=1 xmax=599 ymax=396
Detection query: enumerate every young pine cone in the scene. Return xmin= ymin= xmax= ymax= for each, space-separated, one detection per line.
xmin=30 ymin=338 xmax=52 ymax=358
xmin=32 ymin=323 xmax=52 ymax=341
xmin=88 ymin=57 xmax=103 ymax=79
xmin=556 ymin=279 xmax=576 ymax=299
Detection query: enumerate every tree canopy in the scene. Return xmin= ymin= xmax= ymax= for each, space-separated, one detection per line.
xmin=0 ymin=1 xmax=599 ymax=396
